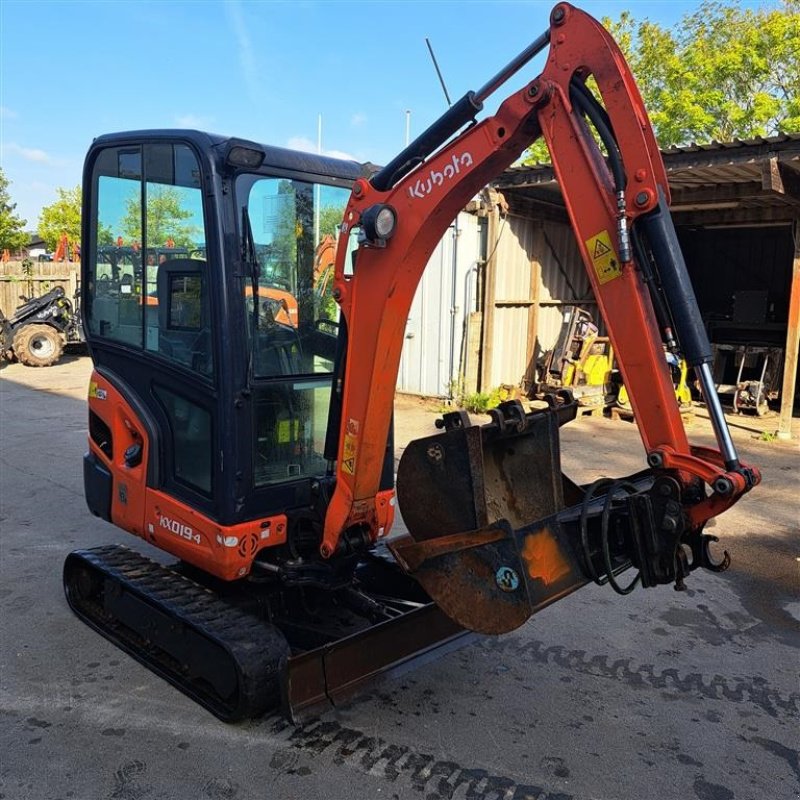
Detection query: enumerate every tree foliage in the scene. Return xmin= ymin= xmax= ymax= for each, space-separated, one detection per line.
xmin=0 ymin=168 xmax=29 ymax=254
xmin=38 ymin=186 xmax=82 ymax=251
xmin=120 ymin=185 xmax=199 ymax=248
xmin=522 ymin=0 xmax=800 ymax=163
xmin=606 ymin=0 xmax=800 ymax=146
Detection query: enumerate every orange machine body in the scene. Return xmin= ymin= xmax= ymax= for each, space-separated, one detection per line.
xmin=87 ymin=369 xmax=290 ymax=580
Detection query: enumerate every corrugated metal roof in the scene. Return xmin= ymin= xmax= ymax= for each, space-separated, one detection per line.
xmin=496 ymin=133 xmax=800 ymax=220
xmin=498 ymin=132 xmax=800 ymax=188
xmin=661 ymin=132 xmax=800 ymax=155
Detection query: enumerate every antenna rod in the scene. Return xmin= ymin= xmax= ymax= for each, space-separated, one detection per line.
xmin=425 ymin=38 xmax=452 ymax=107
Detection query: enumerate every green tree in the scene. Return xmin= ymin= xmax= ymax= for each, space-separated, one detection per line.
xmin=120 ymin=185 xmax=199 ymax=248
xmin=38 ymin=186 xmax=81 ymax=251
xmin=317 ymin=203 xmax=345 ymax=237
xmin=522 ymin=0 xmax=800 ymax=162
xmin=0 ymin=168 xmax=29 ymax=254
xmin=604 ymin=1 xmax=800 ymax=146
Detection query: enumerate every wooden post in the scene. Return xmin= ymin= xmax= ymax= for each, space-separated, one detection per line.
xmin=777 ymin=229 xmax=800 ymax=440
xmin=524 ymin=223 xmax=543 ymax=389
xmin=479 ymin=191 xmax=502 ymax=392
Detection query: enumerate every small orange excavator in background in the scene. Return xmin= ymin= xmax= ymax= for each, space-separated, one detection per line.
xmin=64 ymin=3 xmax=759 ymax=722
xmin=53 ymin=233 xmax=77 ymax=263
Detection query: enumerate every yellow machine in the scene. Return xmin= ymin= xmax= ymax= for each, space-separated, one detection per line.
xmin=538 ymin=306 xmax=615 ymax=407
xmin=617 ymin=350 xmax=693 ymax=411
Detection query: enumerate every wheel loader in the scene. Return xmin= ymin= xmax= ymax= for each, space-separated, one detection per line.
xmin=64 ymin=2 xmax=759 ymax=721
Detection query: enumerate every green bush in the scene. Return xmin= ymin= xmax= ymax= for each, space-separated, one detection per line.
xmin=456 ymin=385 xmax=514 ymax=414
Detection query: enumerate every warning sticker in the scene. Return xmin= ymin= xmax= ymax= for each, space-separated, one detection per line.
xmin=585 ymin=230 xmax=622 ymax=285
xmin=342 ymin=433 xmax=357 ymax=475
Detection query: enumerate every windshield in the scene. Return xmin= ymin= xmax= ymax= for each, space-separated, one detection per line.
xmin=236 ymin=175 xmax=350 ymax=379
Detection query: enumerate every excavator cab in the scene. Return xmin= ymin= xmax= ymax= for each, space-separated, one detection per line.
xmin=80 ymin=133 xmax=366 ymax=560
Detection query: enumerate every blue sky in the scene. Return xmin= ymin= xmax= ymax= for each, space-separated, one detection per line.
xmin=1 ymin=0 xmax=769 ymax=230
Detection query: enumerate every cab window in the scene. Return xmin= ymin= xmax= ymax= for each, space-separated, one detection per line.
xmin=89 ymin=143 xmax=213 ymax=378
xmin=236 ymin=176 xmax=349 ymax=379
xmin=236 ymin=175 xmax=349 ymax=487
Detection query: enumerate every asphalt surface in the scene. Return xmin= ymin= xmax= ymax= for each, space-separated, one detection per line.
xmin=1 ymin=356 xmax=798 ymax=800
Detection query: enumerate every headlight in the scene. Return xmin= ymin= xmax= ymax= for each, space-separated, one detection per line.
xmin=225 ymin=144 xmax=265 ymax=168
xmin=360 ymin=204 xmax=397 ymax=243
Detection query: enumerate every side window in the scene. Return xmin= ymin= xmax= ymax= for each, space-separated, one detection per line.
xmin=91 ymin=149 xmax=144 ymax=346
xmin=89 ymin=143 xmax=212 ymax=377
xmin=154 ymin=264 xmax=212 ymax=377
xmin=153 ymin=385 xmax=212 ymax=495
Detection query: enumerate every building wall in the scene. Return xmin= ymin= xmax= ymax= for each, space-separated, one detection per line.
xmin=397 ymin=212 xmax=484 ymax=397
xmin=483 ymin=214 xmax=597 ymax=390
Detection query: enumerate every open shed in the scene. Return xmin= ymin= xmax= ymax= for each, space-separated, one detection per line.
xmin=489 ymin=133 xmax=800 ymax=438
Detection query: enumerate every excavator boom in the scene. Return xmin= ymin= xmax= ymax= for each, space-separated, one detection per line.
xmin=321 ymin=2 xmax=758 ymax=628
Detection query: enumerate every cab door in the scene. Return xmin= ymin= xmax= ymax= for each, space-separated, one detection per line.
xmin=83 ymin=139 xmax=221 ymax=545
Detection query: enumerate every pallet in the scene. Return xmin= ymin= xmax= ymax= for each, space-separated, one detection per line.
xmin=575 ymin=403 xmax=606 ymax=419
xmin=610 ymin=405 xmax=695 ymax=425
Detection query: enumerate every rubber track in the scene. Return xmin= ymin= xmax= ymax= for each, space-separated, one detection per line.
xmin=64 ymin=544 xmax=289 ymax=721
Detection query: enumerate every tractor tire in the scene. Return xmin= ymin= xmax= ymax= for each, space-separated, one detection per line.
xmin=12 ymin=324 xmax=64 ymax=367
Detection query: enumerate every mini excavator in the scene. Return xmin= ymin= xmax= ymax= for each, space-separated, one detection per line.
xmin=64 ymin=3 xmax=759 ymax=721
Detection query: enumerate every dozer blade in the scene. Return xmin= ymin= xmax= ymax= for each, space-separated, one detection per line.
xmin=283 ymin=602 xmax=467 ymax=721
xmin=64 ymin=544 xmax=469 ymax=722
xmin=392 ymin=400 xmax=589 ymax=635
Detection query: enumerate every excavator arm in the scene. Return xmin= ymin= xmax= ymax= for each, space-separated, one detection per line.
xmin=321 ymin=3 xmax=759 ymax=629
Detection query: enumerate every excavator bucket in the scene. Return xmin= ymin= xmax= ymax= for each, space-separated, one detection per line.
xmin=391 ymin=397 xmax=590 ymax=635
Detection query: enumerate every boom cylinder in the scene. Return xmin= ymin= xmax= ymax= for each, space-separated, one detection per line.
xmin=638 ymin=191 xmax=740 ymax=470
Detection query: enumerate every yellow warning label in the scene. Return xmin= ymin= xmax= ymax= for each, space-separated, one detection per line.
xmin=277 ymin=418 xmax=299 ymax=444
xmin=342 ymin=434 xmax=357 ymax=475
xmin=585 ymin=230 xmax=622 ymax=285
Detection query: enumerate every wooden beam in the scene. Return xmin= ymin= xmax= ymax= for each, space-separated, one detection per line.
xmin=777 ymin=232 xmax=800 ymax=440
xmin=479 ymin=191 xmax=502 ymax=392
xmin=777 ymin=154 xmax=800 ymax=177
xmin=670 ymin=180 xmax=773 ymax=208
xmin=524 ymin=225 xmax=543 ymax=389
xmin=760 ymin=156 xmax=800 ymax=200
xmin=761 ymin=156 xmax=784 ymax=193
xmin=777 ymin=161 xmax=800 ymax=200
xmin=671 ymin=205 xmax=799 ymax=227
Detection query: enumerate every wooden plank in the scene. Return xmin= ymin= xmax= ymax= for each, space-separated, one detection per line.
xmin=479 ymin=191 xmax=502 ymax=392
xmin=524 ymin=224 xmax=543 ymax=389
xmin=777 ymin=241 xmax=800 ymax=440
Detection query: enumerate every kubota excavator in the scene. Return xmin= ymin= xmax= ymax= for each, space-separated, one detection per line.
xmin=64 ymin=3 xmax=759 ymax=722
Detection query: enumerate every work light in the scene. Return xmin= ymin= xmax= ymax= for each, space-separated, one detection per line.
xmin=360 ymin=204 xmax=398 ymax=244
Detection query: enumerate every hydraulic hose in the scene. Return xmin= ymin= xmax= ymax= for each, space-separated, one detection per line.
xmin=568 ymin=78 xmax=626 ymax=194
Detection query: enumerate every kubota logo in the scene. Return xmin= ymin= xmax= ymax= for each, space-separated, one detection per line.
xmin=407 ymin=151 xmax=474 ymax=200
xmin=159 ymin=515 xmax=201 ymax=544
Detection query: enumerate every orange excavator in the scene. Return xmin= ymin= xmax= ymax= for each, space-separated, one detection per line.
xmin=64 ymin=3 xmax=758 ymax=721
xmin=53 ymin=233 xmax=77 ymax=263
